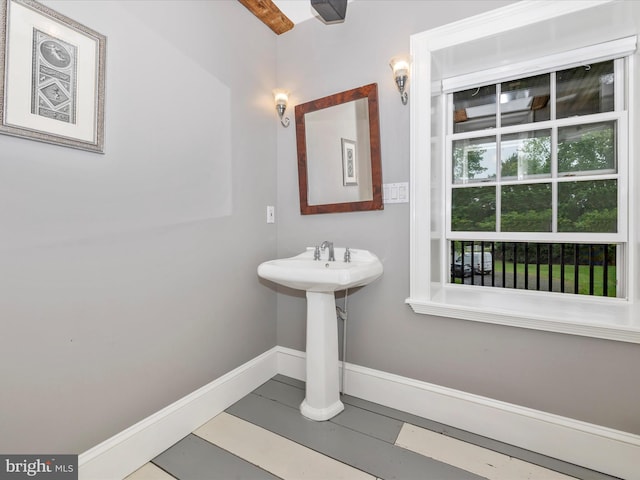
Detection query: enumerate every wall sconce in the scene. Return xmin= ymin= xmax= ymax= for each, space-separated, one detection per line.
xmin=389 ymin=55 xmax=411 ymax=105
xmin=273 ymin=89 xmax=290 ymax=127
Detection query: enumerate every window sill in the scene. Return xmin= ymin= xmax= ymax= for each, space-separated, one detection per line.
xmin=406 ymin=285 xmax=640 ymax=343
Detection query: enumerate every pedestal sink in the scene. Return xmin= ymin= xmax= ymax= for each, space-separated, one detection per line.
xmin=258 ymin=247 xmax=383 ymax=421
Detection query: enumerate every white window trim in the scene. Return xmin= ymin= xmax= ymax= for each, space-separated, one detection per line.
xmin=441 ymin=36 xmax=636 ymax=93
xmin=407 ymin=0 xmax=640 ymax=343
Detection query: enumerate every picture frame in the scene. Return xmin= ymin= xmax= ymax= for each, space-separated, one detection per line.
xmin=0 ymin=0 xmax=106 ymax=152
xmin=341 ymin=138 xmax=357 ymax=186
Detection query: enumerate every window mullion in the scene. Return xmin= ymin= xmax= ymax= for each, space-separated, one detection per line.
xmin=551 ymin=69 xmax=558 ymax=233
xmin=496 ymin=82 xmax=502 ymax=233
xmin=449 ymin=111 xmax=622 ymax=142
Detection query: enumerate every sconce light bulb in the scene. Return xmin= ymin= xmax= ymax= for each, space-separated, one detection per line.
xmin=391 ymin=60 xmax=409 ymax=77
xmin=273 ymin=89 xmax=290 ymax=127
xmin=273 ymin=89 xmax=289 ymax=107
xmin=389 ymin=55 xmax=411 ymax=106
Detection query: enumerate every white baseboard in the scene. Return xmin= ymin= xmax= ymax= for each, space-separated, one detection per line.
xmin=277 ymin=347 xmax=640 ymax=480
xmin=78 ymin=347 xmax=279 ymax=480
xmin=79 ymin=346 xmax=640 ymax=480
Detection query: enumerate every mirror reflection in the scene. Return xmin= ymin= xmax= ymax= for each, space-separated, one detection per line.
xmin=305 ymin=98 xmax=372 ymax=205
xmin=295 ymin=83 xmax=383 ymax=215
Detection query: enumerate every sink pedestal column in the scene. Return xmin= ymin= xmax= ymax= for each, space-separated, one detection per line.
xmin=300 ymin=291 xmax=344 ymax=421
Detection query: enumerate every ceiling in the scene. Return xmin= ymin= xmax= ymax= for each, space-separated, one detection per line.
xmin=272 ymin=1 xmax=318 ymax=24
xmin=239 ymin=0 xmax=356 ymax=35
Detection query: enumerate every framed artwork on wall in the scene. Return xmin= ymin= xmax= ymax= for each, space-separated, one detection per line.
xmin=341 ymin=138 xmax=357 ymax=186
xmin=0 ymin=0 xmax=106 ymax=152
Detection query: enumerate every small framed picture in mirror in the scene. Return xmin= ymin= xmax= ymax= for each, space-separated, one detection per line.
xmin=341 ymin=138 xmax=357 ymax=186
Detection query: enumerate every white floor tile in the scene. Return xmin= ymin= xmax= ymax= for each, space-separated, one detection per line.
xmin=124 ymin=462 xmax=176 ymax=480
xmin=194 ymin=412 xmax=375 ymax=480
xmin=395 ymin=423 xmax=576 ymax=480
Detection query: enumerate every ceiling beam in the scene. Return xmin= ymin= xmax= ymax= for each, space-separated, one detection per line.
xmin=238 ymin=0 xmax=294 ymax=35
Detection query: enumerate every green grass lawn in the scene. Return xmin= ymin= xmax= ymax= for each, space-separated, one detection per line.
xmin=494 ymin=262 xmax=616 ymax=296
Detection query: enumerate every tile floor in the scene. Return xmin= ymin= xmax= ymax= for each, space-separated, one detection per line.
xmin=126 ymin=375 xmax=618 ymax=480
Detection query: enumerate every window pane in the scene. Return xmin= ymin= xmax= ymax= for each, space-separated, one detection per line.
xmin=501 ymin=184 xmax=552 ymax=232
xmin=556 ymin=60 xmax=614 ymax=119
xmin=558 ymin=121 xmax=616 ymax=175
xmin=501 ymin=130 xmax=551 ymax=180
xmin=558 ymin=180 xmax=617 ymax=233
xmin=453 ymin=85 xmax=496 ymax=133
xmin=501 ymin=74 xmax=550 ymax=127
xmin=452 ymin=136 xmax=496 ymax=184
xmin=451 ymin=186 xmax=496 ymax=231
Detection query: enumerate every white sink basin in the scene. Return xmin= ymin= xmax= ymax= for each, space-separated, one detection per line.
xmin=257 ymin=247 xmax=383 ymax=421
xmin=257 ymin=247 xmax=383 ymax=292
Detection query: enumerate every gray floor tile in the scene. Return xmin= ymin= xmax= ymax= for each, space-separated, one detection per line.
xmin=226 ymin=393 xmax=483 ymax=480
xmin=332 ymin=403 xmax=404 ymax=444
xmin=253 ymin=378 xmax=305 ymax=409
xmin=152 ymin=434 xmax=280 ymax=480
xmin=340 ymin=394 xmax=618 ymax=480
xmin=272 ymin=374 xmax=305 ymax=390
xmin=256 ymin=379 xmax=404 ymax=444
xmin=150 ymin=374 xmax=618 ymax=480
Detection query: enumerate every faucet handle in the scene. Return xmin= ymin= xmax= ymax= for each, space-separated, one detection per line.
xmin=314 ymin=245 xmax=321 ymax=260
xmin=344 ymin=247 xmax=351 ymax=263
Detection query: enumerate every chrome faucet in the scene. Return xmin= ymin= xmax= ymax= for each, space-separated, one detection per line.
xmin=320 ymin=240 xmax=335 ymax=261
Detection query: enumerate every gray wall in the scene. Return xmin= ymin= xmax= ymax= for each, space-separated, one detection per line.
xmin=275 ymin=0 xmax=640 ymax=435
xmin=0 ymin=1 xmax=278 ymax=453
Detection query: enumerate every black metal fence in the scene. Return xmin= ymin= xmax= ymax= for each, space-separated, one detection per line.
xmin=450 ymin=241 xmax=617 ymax=297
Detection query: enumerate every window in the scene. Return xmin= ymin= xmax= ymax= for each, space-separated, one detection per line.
xmin=448 ymin=61 xmax=622 ymax=240
xmin=446 ymin=60 xmax=624 ymax=298
xmin=407 ymin=1 xmax=640 ymax=343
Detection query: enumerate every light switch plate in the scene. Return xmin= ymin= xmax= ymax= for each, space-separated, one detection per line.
xmin=383 ymin=182 xmax=409 ymax=204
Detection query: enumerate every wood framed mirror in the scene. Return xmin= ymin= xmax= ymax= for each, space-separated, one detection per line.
xmin=295 ymin=83 xmax=383 ymax=215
